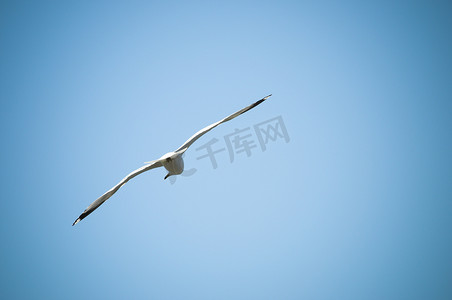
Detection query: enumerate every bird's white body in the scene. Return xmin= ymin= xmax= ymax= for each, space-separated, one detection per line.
xmin=160 ymin=151 xmax=184 ymax=179
xmin=73 ymin=94 xmax=272 ymax=226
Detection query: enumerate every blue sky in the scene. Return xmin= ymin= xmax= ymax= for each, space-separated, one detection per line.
xmin=1 ymin=1 xmax=451 ymax=299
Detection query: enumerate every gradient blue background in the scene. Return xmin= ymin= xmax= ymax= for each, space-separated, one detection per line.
xmin=1 ymin=1 xmax=451 ymax=299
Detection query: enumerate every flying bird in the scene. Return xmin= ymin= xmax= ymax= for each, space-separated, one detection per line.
xmin=73 ymin=94 xmax=272 ymax=226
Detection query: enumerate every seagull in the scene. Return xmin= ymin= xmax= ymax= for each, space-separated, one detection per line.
xmin=73 ymin=94 xmax=272 ymax=226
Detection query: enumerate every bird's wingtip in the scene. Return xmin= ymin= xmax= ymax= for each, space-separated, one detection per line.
xmin=72 ymin=218 xmax=81 ymax=226
xmin=264 ymin=94 xmax=272 ymax=100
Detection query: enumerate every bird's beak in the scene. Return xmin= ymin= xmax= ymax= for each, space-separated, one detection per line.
xmin=164 ymin=173 xmax=170 ymax=180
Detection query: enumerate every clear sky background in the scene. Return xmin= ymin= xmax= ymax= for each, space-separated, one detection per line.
xmin=1 ymin=1 xmax=451 ymax=299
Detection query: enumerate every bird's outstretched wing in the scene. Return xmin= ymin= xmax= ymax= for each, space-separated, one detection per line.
xmin=175 ymin=94 xmax=272 ymax=153
xmin=73 ymin=159 xmax=163 ymax=226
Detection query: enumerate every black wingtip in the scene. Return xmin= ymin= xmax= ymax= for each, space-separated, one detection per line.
xmin=72 ymin=211 xmax=88 ymax=226
xmin=72 ymin=218 xmax=81 ymax=226
xmin=251 ymin=94 xmax=272 ymax=109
